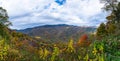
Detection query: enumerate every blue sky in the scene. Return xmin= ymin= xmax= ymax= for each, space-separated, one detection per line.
xmin=0 ymin=0 xmax=107 ymax=29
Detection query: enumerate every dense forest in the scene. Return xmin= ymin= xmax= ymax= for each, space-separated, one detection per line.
xmin=0 ymin=0 xmax=120 ymax=61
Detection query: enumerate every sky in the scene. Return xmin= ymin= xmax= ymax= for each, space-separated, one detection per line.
xmin=0 ymin=0 xmax=108 ymax=30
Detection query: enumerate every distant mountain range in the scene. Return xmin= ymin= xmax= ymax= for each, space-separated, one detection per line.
xmin=17 ymin=24 xmax=96 ymax=42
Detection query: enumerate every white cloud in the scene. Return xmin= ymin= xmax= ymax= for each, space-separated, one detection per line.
xmin=0 ymin=0 xmax=106 ymax=29
xmin=0 ymin=0 xmax=54 ymax=16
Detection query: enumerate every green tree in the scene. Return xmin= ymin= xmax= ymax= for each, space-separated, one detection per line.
xmin=0 ymin=7 xmax=11 ymax=26
xmin=100 ymin=0 xmax=120 ymax=35
xmin=100 ymin=0 xmax=119 ymax=23
xmin=106 ymin=21 xmax=116 ymax=34
xmin=100 ymin=0 xmax=118 ymax=11
xmin=96 ymin=23 xmax=107 ymax=37
xmin=0 ymin=7 xmax=11 ymax=40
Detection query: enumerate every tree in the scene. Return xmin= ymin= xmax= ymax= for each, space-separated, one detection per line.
xmin=96 ymin=23 xmax=107 ymax=37
xmin=0 ymin=7 xmax=11 ymax=40
xmin=100 ymin=0 xmax=120 ymax=35
xmin=0 ymin=7 xmax=11 ymax=26
xmin=106 ymin=21 xmax=116 ymax=34
xmin=77 ymin=34 xmax=91 ymax=47
xmin=100 ymin=0 xmax=118 ymax=11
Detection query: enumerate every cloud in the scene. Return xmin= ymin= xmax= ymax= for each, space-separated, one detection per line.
xmin=0 ymin=0 xmax=106 ymax=29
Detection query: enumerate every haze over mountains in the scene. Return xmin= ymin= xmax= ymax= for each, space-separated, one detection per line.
xmin=18 ymin=24 xmax=96 ymax=42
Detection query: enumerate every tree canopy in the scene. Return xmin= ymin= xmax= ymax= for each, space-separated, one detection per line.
xmin=97 ymin=0 xmax=120 ymax=37
xmin=0 ymin=7 xmax=11 ymax=27
xmin=0 ymin=7 xmax=11 ymax=40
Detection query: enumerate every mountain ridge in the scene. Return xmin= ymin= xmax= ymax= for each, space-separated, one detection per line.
xmin=17 ymin=24 xmax=96 ymax=42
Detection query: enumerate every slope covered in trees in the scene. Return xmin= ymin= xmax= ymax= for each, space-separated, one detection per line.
xmin=18 ymin=24 xmax=96 ymax=42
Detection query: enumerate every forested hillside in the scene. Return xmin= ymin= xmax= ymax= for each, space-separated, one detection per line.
xmin=18 ymin=24 xmax=96 ymax=42
xmin=0 ymin=0 xmax=120 ymax=61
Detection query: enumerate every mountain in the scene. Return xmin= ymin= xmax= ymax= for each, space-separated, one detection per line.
xmin=17 ymin=24 xmax=96 ymax=42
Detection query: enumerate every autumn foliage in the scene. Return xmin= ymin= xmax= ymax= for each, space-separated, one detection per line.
xmin=77 ymin=34 xmax=91 ymax=47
